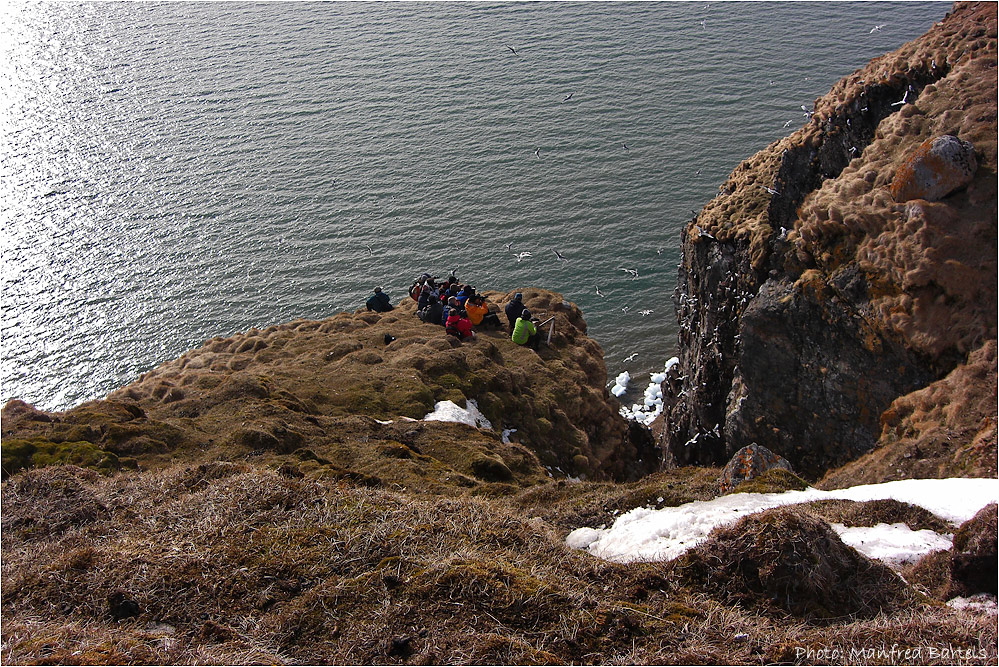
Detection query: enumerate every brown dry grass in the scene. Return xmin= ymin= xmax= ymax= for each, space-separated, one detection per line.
xmin=2 ymin=464 xmax=996 ymax=665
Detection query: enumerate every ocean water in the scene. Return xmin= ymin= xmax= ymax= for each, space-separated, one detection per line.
xmin=1 ymin=1 xmax=950 ymax=411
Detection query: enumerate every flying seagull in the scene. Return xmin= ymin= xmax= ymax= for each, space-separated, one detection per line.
xmin=595 ymin=286 xmax=605 ymax=297
xmin=762 ymin=185 xmax=781 ymax=196
xmin=514 ymin=251 xmax=532 ymax=262
xmin=551 ymin=248 xmax=569 ymax=262
xmin=618 ymin=267 xmax=639 ymax=279
xmin=783 ymin=119 xmax=793 ymax=128
xmin=870 ymin=24 xmax=884 ymax=33
xmin=505 ymin=241 xmax=514 ymax=251
xmin=891 ymin=88 xmax=911 ymax=107
xmin=623 ymin=143 xmax=629 ymax=150
xmin=365 ymin=244 xmax=373 ymax=255
xmin=562 ymin=92 xmax=574 ymax=103
xmin=534 ymin=147 xmax=541 ymax=159
xmin=639 ymin=309 xmax=654 ymax=316
xmin=623 ymin=352 xmax=639 ymax=363
xmin=507 ymin=45 xmax=518 ymax=55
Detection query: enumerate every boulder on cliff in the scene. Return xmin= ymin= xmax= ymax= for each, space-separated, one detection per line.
xmin=890 ymin=134 xmax=978 ymax=202
xmin=718 ymin=444 xmax=794 ymax=494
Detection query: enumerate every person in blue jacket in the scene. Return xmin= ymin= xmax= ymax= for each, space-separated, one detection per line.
xmin=456 ymin=284 xmax=475 ymax=308
xmin=365 ymin=287 xmax=393 ymax=312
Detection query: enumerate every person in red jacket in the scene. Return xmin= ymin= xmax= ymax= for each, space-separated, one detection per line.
xmin=445 ymin=309 xmax=476 ymax=340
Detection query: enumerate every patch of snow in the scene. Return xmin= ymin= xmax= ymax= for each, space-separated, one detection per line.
xmin=423 ymin=399 xmax=492 ymax=429
xmin=831 ymin=522 xmax=952 ymax=567
xmin=566 ymin=478 xmax=999 ymax=566
xmin=565 ymin=527 xmax=602 ymax=550
xmin=947 ymin=594 xmax=998 ymax=615
xmin=374 ymin=419 xmax=394 ymax=425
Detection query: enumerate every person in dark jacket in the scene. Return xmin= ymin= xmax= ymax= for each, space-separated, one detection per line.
xmin=505 ymin=292 xmax=527 ymax=331
xmin=418 ymin=294 xmax=444 ymax=325
xmin=365 ymin=287 xmax=393 ymax=312
xmin=417 ymin=285 xmax=433 ymax=310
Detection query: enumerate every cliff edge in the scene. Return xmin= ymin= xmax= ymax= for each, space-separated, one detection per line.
xmin=2 ymin=289 xmax=657 ymax=489
xmin=659 ymin=2 xmax=997 ymax=483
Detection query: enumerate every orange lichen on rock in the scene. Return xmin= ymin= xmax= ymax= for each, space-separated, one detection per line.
xmin=890 ymin=134 xmax=978 ymax=202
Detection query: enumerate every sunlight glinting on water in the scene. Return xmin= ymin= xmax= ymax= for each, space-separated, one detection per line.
xmin=0 ymin=2 xmax=950 ymax=410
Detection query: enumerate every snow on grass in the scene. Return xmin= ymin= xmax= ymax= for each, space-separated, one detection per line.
xmin=948 ymin=594 xmax=999 ymax=615
xmin=831 ymin=523 xmax=953 ymax=567
xmin=423 ymin=399 xmax=492 ymax=429
xmin=566 ymin=478 xmax=999 ymax=566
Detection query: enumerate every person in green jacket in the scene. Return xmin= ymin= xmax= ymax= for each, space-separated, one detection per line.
xmin=511 ymin=310 xmax=539 ymax=349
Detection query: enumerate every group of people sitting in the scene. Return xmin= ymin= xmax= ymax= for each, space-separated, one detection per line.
xmin=401 ymin=273 xmax=541 ymax=349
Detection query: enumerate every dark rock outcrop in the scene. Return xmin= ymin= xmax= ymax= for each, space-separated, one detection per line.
xmin=659 ymin=3 xmax=997 ymax=481
xmin=948 ymin=502 xmax=998 ymax=597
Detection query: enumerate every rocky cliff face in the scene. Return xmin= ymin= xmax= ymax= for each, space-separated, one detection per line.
xmin=2 ymin=289 xmax=657 ymax=487
xmin=659 ymin=2 xmax=997 ymax=481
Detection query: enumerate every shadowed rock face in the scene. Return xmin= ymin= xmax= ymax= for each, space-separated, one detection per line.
xmin=659 ymin=3 xmax=997 ymax=480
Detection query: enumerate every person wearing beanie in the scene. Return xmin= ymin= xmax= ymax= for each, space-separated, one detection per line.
xmin=511 ymin=308 xmax=539 ymax=349
xmin=505 ymin=292 xmax=527 ymax=331
xmin=365 ymin=286 xmax=393 ymax=312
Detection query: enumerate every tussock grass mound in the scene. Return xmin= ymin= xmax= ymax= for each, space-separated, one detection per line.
xmin=672 ymin=507 xmax=917 ymax=621
xmin=2 ymin=464 xmax=996 ymax=665
xmin=801 ymin=497 xmax=952 ymax=534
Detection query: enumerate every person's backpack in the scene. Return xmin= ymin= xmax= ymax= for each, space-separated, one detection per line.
xmin=445 ymin=323 xmax=462 ymax=337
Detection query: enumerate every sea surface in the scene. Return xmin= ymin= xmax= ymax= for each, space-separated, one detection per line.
xmin=1 ymin=1 xmax=950 ymax=411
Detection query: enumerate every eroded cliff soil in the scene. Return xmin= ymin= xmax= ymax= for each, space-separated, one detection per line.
xmin=2 ymin=289 xmax=657 ymax=489
xmin=659 ymin=2 xmax=997 ymax=482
